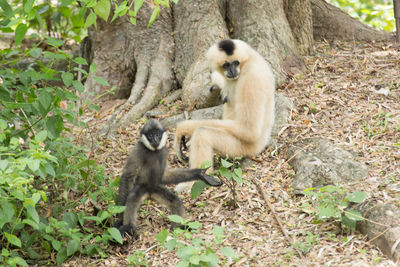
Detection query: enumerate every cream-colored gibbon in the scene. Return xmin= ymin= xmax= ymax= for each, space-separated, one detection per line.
xmin=174 ymin=39 xmax=275 ymax=192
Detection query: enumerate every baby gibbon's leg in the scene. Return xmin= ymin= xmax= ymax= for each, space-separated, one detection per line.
xmin=120 ymin=185 xmax=148 ymax=237
xmin=151 ymin=186 xmax=186 ymax=229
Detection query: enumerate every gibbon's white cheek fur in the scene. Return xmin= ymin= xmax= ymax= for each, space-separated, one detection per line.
xmin=140 ymin=134 xmax=156 ymax=151
xmin=211 ymin=71 xmax=226 ymax=89
xmin=157 ymin=132 xmax=168 ymax=150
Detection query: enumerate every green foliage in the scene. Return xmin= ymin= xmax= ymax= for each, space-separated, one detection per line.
xmin=215 ymin=158 xmax=243 ymax=208
xmin=127 ymin=250 xmax=148 ymax=266
xmin=190 ymin=158 xmax=243 ymax=209
xmin=156 ymin=216 xmax=240 ymax=267
xmin=303 ymin=185 xmax=367 ymax=231
xmin=0 ymin=0 xmax=178 ymax=45
xmin=0 ymin=0 xmax=88 ymax=42
xmin=362 ymin=111 xmax=398 ymax=139
xmin=328 ymin=0 xmax=395 ymax=32
xmin=0 ymin=35 xmax=122 ymax=264
xmin=293 ymin=231 xmax=319 ymax=253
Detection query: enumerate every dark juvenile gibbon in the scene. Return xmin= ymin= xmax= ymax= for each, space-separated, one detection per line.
xmin=113 ymin=119 xmax=222 ymax=238
xmin=174 ymin=39 xmax=275 ymax=192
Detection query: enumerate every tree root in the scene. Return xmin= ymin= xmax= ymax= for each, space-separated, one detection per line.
xmin=94 ymin=3 xmax=174 ymax=137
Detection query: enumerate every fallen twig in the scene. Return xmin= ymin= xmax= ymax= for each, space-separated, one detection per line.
xmin=254 ymin=179 xmax=305 ymax=260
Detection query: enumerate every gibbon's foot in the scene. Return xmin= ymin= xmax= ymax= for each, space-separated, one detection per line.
xmin=179 ymin=136 xmax=189 ymax=162
xmin=118 ymin=225 xmax=138 ymax=239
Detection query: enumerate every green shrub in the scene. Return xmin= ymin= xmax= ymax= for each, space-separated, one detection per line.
xmin=303 ymin=185 xmax=367 ymax=231
xmin=0 ymin=39 xmax=122 ymax=265
xmin=156 ymin=215 xmax=239 ymax=267
xmin=329 ymin=0 xmax=395 ymax=32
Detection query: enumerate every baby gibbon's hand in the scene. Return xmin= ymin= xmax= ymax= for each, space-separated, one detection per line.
xmin=198 ymin=168 xmax=223 ymax=186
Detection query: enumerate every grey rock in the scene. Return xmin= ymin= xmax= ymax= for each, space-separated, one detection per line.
xmin=356 ymin=200 xmax=400 ymax=262
xmin=161 ymin=105 xmax=223 ymax=129
xmin=288 ymin=138 xmax=368 ymax=194
xmin=271 ymin=93 xmax=294 ymax=139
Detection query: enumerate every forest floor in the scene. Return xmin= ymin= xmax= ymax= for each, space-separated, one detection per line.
xmin=72 ymin=40 xmax=400 ymax=266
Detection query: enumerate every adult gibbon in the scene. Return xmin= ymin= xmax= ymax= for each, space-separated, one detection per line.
xmin=174 ymin=39 xmax=275 ymax=192
xmin=113 ymin=119 xmax=222 ymax=238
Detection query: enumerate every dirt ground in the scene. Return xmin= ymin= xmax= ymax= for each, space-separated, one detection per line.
xmin=71 ymin=40 xmax=400 ymax=266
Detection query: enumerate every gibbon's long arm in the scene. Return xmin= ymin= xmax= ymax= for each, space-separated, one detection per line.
xmin=163 ymin=168 xmax=222 ymax=186
xmin=118 ymin=161 xmax=142 ymax=206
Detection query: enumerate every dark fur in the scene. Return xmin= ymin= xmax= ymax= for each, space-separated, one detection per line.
xmin=218 ymin=39 xmax=235 ymax=56
xmin=114 ymin=119 xmax=222 ymax=239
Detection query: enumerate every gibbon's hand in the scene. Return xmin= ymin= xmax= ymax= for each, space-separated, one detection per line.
xmin=198 ymin=168 xmax=223 ymax=186
xmin=179 ymin=136 xmax=189 ymax=162
xmin=209 ymin=85 xmax=219 ymax=92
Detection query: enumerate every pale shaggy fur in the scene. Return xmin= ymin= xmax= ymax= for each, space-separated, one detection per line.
xmin=174 ymin=39 xmax=275 ymax=192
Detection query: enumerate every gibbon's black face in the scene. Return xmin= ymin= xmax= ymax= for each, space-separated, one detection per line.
xmin=140 ymin=119 xmax=168 ymax=151
xmin=217 ymin=39 xmax=241 ymax=80
xmin=222 ymin=60 xmax=240 ymax=80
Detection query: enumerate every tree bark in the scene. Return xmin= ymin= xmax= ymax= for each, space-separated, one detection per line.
xmin=83 ymin=18 xmax=135 ymax=101
xmin=82 ymin=0 xmax=392 ymax=135
xmin=311 ymin=0 xmax=392 ymax=41
xmin=225 ymin=0 xmax=303 ymax=85
xmin=87 ymin=3 xmax=174 ymax=136
xmin=284 ymin=0 xmax=313 ymax=55
xmin=173 ymin=0 xmax=229 ymax=109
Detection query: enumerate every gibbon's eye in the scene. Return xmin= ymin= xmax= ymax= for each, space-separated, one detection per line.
xmin=232 ymin=60 xmax=240 ymax=66
xmin=222 ymin=62 xmax=230 ymax=69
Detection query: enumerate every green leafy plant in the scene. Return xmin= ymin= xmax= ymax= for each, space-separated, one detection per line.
xmin=303 ymin=185 xmax=367 ymax=231
xmin=293 ymin=231 xmax=319 ymax=253
xmin=156 ymin=215 xmax=239 ymax=267
xmin=215 ymin=158 xmax=243 ymax=208
xmin=190 ymin=158 xmax=243 ymax=209
xmin=0 ymin=34 xmax=124 ymax=264
xmin=328 ymin=0 xmax=395 ymax=32
xmin=127 ymin=250 xmax=148 ymax=266
xmin=362 ymin=111 xmax=396 ymax=139
xmin=1 ymin=0 xmax=179 ymax=46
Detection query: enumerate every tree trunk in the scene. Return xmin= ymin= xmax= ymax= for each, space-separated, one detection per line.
xmin=311 ymin=0 xmax=392 ymax=41
xmin=225 ymin=0 xmax=304 ymax=85
xmin=173 ymin=0 xmax=229 ymax=109
xmin=284 ymin=0 xmax=313 ymax=55
xmin=82 ymin=0 xmax=392 ymax=135
xmin=85 ymin=2 xmax=175 ymax=136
